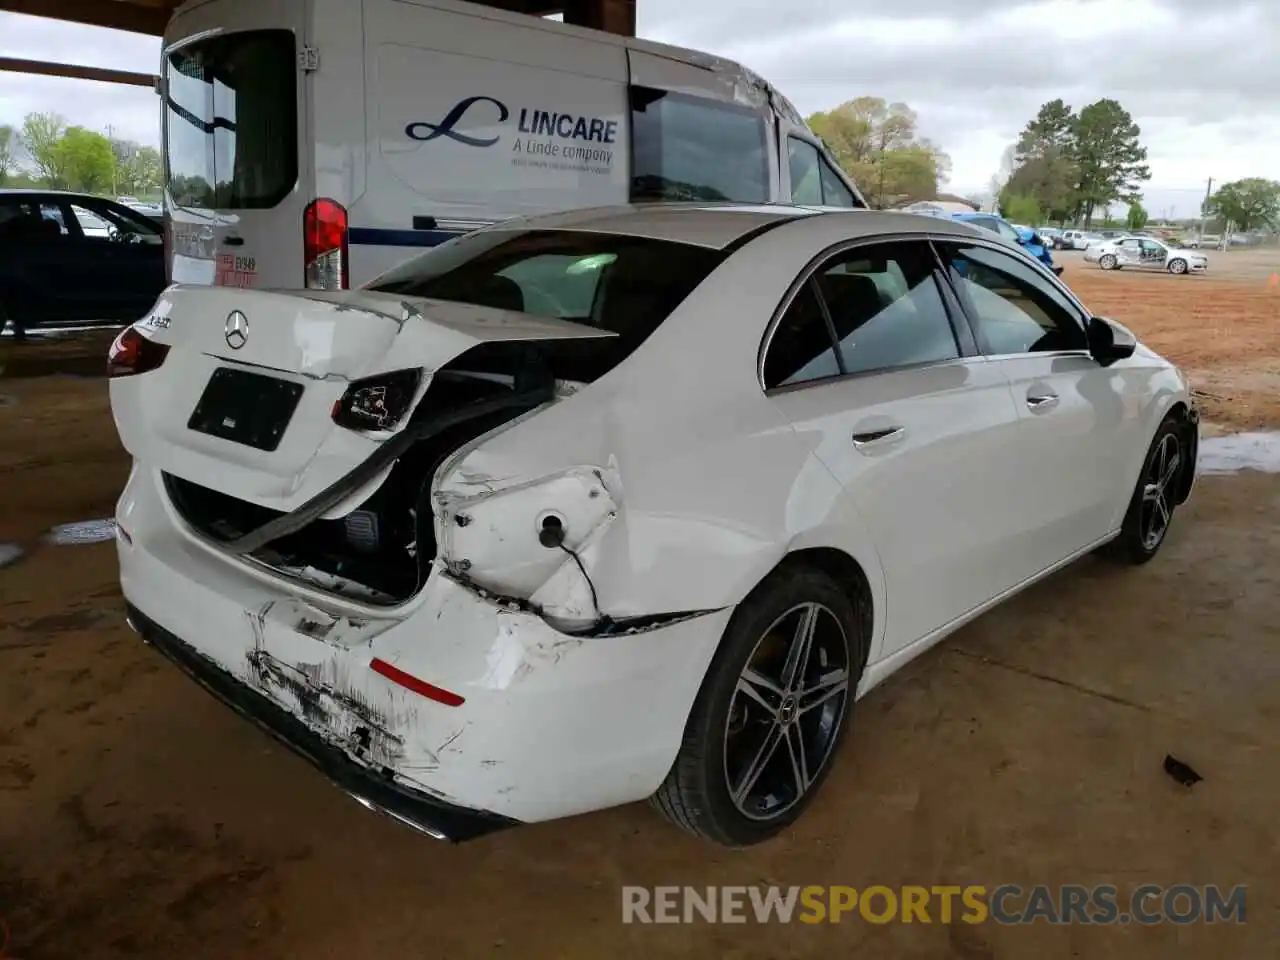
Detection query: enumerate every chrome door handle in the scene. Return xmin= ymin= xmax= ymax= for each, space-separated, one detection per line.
xmin=1026 ymin=393 xmax=1059 ymax=411
xmin=851 ymin=426 xmax=905 ymax=447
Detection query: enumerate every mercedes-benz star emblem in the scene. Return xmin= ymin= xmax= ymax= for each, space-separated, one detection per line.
xmin=224 ymin=310 xmax=248 ymax=350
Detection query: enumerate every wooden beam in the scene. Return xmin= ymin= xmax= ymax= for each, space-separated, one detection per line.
xmin=0 ymin=0 xmax=171 ymax=35
xmin=0 ymin=55 xmax=158 ymax=87
xmin=562 ymin=0 xmax=634 ymax=35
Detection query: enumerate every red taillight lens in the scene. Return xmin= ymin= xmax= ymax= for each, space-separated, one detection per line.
xmin=304 ymin=198 xmax=349 ymax=290
xmin=108 ymin=326 xmax=170 ymax=378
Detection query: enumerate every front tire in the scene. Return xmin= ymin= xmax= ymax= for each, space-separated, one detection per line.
xmin=1099 ymin=254 xmax=1118 ymax=270
xmin=651 ymin=563 xmax=869 ymax=846
xmin=1168 ymin=258 xmax=1188 ymax=275
xmin=1101 ymin=415 xmax=1185 ymax=565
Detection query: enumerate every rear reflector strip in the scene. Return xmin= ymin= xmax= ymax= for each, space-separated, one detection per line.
xmin=370 ymin=657 xmax=465 ymax=707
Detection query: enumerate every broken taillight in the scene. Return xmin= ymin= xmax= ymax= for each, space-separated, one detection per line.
xmin=331 ymin=369 xmax=422 ymax=432
xmin=108 ymin=326 xmax=170 ymax=378
xmin=303 ymin=197 xmax=349 ymax=290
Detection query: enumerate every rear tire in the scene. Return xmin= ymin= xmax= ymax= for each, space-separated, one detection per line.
xmin=1100 ymin=415 xmax=1185 ymax=565
xmin=1099 ymin=254 xmax=1117 ymax=270
xmin=651 ymin=563 xmax=869 ymax=846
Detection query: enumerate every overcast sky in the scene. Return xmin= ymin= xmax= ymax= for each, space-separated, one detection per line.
xmin=1 ymin=0 xmax=1276 ymax=217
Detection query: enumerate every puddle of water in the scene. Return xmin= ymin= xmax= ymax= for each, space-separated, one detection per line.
xmin=0 ymin=543 xmax=24 ymax=568
xmin=1198 ymin=431 xmax=1280 ymax=475
xmin=44 ymin=519 xmax=117 ymax=546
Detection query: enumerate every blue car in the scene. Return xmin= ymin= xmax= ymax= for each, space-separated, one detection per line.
xmin=948 ymin=212 xmax=1063 ymax=276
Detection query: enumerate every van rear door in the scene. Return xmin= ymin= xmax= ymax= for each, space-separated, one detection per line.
xmin=162 ymin=0 xmax=310 ymax=291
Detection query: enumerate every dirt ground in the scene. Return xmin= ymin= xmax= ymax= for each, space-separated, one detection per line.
xmin=1 ymin=260 xmax=1278 ymax=959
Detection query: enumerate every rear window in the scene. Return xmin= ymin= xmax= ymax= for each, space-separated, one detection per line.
xmin=367 ymin=229 xmax=725 ymax=382
xmin=164 ymin=29 xmax=298 ymax=209
xmin=629 ymin=86 xmax=769 ymax=204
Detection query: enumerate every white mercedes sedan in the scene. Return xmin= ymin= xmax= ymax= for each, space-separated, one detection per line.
xmin=108 ymin=205 xmax=1199 ymax=847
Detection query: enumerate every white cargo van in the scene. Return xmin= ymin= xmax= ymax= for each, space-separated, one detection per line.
xmin=160 ymin=0 xmax=867 ymax=290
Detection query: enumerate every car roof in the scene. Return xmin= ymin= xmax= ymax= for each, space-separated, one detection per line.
xmin=496 ymin=202 xmax=986 ymax=250
xmin=0 ymin=188 xmax=105 ymax=200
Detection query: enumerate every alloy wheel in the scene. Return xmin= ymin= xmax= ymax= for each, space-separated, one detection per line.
xmin=1141 ymin=432 xmax=1181 ymax=550
xmin=723 ymin=602 xmax=851 ymax=821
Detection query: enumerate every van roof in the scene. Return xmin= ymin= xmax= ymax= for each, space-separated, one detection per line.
xmin=493 ymin=202 xmax=986 ymax=250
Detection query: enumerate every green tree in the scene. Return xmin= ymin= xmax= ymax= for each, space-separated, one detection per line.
xmin=1205 ymin=178 xmax=1280 ymax=233
xmin=0 ymin=124 xmax=15 ymax=186
xmin=112 ymin=140 xmax=162 ymax=196
xmin=1126 ymin=201 xmax=1149 ymax=230
xmin=1000 ymin=192 xmax=1043 ymax=226
xmin=807 ymin=97 xmax=951 ymax=207
xmin=57 ymin=127 xmax=116 ymax=193
xmin=1071 ymin=99 xmax=1150 ymax=227
xmin=20 ymin=111 xmax=68 ymax=186
xmin=1008 ymin=100 xmax=1079 ymax=222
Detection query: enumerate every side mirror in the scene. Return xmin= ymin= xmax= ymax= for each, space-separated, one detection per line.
xmin=1087 ymin=315 xmax=1137 ymax=366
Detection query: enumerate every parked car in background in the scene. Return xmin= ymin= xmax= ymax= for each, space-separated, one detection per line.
xmin=1084 ymin=235 xmax=1207 ymax=275
xmin=110 ymin=204 xmax=1198 ymax=845
xmin=949 ymin=212 xmax=1062 ymax=274
xmin=0 ymin=189 xmax=166 ymax=339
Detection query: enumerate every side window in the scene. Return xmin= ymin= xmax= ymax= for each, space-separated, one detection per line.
xmin=630 ymin=87 xmax=769 ymax=203
xmin=787 ymin=138 xmax=824 ymax=206
xmin=817 ymin=158 xmax=856 ymax=207
xmin=940 ymin=243 xmax=1088 ymax=356
xmin=71 ymin=205 xmax=113 ymax=240
xmin=763 ymin=282 xmax=841 ymax=389
xmin=37 ymin=204 xmax=70 ymax=239
xmin=993 ymin=219 xmax=1022 ymax=243
xmin=816 ymin=241 xmax=961 ymax=375
xmin=787 ymin=137 xmax=857 ymax=207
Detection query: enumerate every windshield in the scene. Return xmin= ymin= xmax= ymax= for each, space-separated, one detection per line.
xmin=368 ymin=229 xmax=725 ymax=382
xmin=164 ymin=29 xmax=298 ymax=209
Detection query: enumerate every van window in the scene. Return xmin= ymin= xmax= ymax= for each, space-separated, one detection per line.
xmin=164 ymin=29 xmax=298 ymax=209
xmin=630 ymin=87 xmax=769 ymax=203
xmin=367 ymin=229 xmax=724 ymax=382
xmin=787 ymin=137 xmax=857 ymax=208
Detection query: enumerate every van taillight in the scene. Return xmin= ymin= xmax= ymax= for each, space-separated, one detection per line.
xmin=304 ymin=198 xmax=349 ymax=290
xmin=108 ymin=327 xmax=170 ymax=378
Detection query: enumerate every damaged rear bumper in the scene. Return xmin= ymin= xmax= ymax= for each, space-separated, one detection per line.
xmin=116 ymin=464 xmax=733 ymax=833
xmin=125 ymin=603 xmax=516 ymax=842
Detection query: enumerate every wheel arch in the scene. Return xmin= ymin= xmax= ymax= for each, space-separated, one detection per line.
xmin=733 ymin=544 xmax=879 ymax=673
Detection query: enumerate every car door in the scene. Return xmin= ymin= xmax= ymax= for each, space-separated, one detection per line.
xmin=2 ymin=198 xmax=103 ymax=324
xmin=1113 ymin=238 xmax=1143 ymax=267
xmin=935 ymin=238 xmax=1139 ymax=570
xmin=762 ymin=237 xmax=1028 ymax=657
xmin=1139 ymin=239 xmax=1168 ymax=269
xmin=79 ymin=199 xmax=167 ymax=319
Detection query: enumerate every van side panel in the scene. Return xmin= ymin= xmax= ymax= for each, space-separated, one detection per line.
xmin=349 ymin=0 xmax=629 ymax=285
xmin=309 ymin=0 xmax=367 ymax=216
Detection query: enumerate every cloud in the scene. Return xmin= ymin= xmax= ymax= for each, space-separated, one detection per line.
xmin=3 ymin=0 xmax=1276 ymax=216
xmin=0 ymin=13 xmax=160 ymax=147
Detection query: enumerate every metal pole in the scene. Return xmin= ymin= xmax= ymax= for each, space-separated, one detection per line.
xmin=1198 ymin=177 xmax=1213 ymax=241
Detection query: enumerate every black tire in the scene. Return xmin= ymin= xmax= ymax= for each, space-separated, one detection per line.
xmin=1100 ymin=415 xmax=1185 ymax=565
xmin=1168 ymin=258 xmax=1188 ymax=275
xmin=651 ymin=562 xmax=869 ymax=846
xmin=1099 ymin=254 xmax=1117 ymax=270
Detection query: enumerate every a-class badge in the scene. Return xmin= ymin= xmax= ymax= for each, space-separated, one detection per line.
xmin=224 ymin=310 xmax=249 ymax=350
